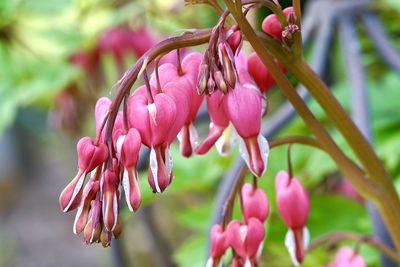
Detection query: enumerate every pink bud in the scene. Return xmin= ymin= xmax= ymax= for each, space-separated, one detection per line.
xmin=226 ymin=218 xmax=265 ymax=260
xmin=275 ymin=171 xmax=309 ymax=229
xmin=262 ymin=14 xmax=282 ymax=39
xmin=327 ymin=247 xmax=366 ymax=267
xmin=261 ymin=7 xmax=294 ymax=39
xmin=241 ymin=183 xmax=269 ymax=222
xmin=102 ymin=170 xmax=119 ymax=231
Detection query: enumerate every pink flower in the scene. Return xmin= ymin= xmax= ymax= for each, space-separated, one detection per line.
xmin=326 ymin=247 xmax=366 ymax=267
xmin=240 ymin=183 xmax=269 ymax=222
xmin=226 ymin=218 xmax=265 ymax=266
xmin=150 ymin=52 xmax=204 ymax=157
xmin=102 ymin=169 xmax=119 ymax=231
xmin=116 ymin=128 xmax=142 ymax=212
xmin=224 ymin=82 xmax=267 ymax=177
xmin=128 ymin=92 xmax=177 ymax=192
xmin=206 ymin=224 xmax=229 ymax=267
xmin=59 ymin=136 xmax=108 ymax=212
xmin=275 ymin=170 xmax=310 ymax=266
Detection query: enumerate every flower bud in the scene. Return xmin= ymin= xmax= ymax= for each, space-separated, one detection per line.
xmin=83 ymin=218 xmax=101 ymax=244
xmin=213 ymin=70 xmax=228 ymax=94
xmin=100 ymin=228 xmax=112 ymax=247
xmin=218 ymin=43 xmax=236 ymax=88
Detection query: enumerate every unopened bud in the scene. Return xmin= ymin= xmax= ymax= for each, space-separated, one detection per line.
xmin=213 ymin=70 xmax=227 ymax=94
xmin=207 ymin=77 xmax=216 ymax=95
xmin=218 ymin=43 xmax=236 ymax=88
xmin=197 ymin=64 xmax=209 ymax=95
xmin=112 ymin=216 xmax=123 ymax=238
xmin=100 ymin=228 xmax=112 ymax=247
xmin=84 ymin=218 xmax=101 ymax=244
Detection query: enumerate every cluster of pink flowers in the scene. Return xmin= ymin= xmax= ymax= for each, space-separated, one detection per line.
xmin=59 ymin=21 xmax=277 ymax=246
xmin=208 ymin=183 xmax=268 ymax=267
xmin=208 ymin=170 xmax=310 ymax=267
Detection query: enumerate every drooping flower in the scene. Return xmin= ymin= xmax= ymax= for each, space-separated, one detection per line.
xmin=226 ymin=218 xmax=265 ymax=267
xmin=116 ymin=128 xmax=142 ymax=212
xmin=128 ymin=92 xmax=177 ymax=192
xmin=326 ymin=247 xmax=366 ymax=267
xmin=275 ymin=170 xmax=310 ymax=266
xmin=150 ymin=52 xmax=204 ymax=157
xmin=206 ymin=224 xmax=229 ymax=267
xmin=59 ymin=136 xmax=108 ymax=212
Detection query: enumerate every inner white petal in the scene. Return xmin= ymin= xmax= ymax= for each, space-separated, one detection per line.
xmin=149 ymin=147 xmax=161 ymax=193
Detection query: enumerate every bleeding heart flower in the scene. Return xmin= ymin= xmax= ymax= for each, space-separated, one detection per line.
xmin=226 ymin=218 xmax=265 ymax=265
xmin=326 ymin=247 xmax=366 ymax=267
xmin=59 ymin=137 xmax=108 ymax=212
xmin=275 ymin=170 xmax=310 ymax=266
xmin=116 ymin=128 xmax=142 ymax=212
xmin=128 ymin=92 xmax=177 ymax=193
xmin=102 ymin=169 xmax=119 ymax=231
xmin=224 ymin=83 xmax=268 ymax=177
xmin=241 ymin=183 xmax=269 ymax=222
xmin=149 ymin=52 xmax=203 ymax=157
xmin=206 ymin=224 xmax=229 ymax=267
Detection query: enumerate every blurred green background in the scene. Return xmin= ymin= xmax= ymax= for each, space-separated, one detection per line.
xmin=1 ymin=0 xmax=400 ymax=266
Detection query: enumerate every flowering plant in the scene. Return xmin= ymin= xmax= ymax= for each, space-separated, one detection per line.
xmin=58 ymin=0 xmax=400 ymax=266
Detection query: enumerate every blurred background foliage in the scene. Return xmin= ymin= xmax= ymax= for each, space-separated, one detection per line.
xmin=1 ymin=0 xmax=400 ymax=267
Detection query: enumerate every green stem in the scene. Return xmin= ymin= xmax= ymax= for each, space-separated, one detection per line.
xmin=292 ymin=0 xmax=303 ymax=58
xmin=269 ymin=135 xmax=322 ymax=150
